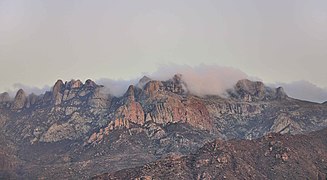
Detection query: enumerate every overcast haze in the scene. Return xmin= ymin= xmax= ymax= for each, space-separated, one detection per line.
xmin=0 ymin=0 xmax=327 ymax=102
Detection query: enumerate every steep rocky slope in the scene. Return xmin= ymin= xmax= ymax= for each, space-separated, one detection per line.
xmin=0 ymin=74 xmax=326 ymax=178
xmin=94 ymin=127 xmax=327 ymax=180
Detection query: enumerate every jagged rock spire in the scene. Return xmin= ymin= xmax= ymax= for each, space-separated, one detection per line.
xmin=12 ymin=89 xmax=27 ymax=109
xmin=124 ymin=85 xmax=135 ymax=102
xmin=53 ymin=80 xmax=64 ymax=95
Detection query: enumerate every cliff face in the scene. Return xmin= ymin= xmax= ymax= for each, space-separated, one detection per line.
xmin=0 ymin=75 xmax=327 ymax=179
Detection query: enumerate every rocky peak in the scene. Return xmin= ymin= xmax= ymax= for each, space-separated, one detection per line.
xmin=66 ymin=79 xmax=83 ymax=89
xmin=84 ymin=79 xmax=97 ymax=88
xmin=12 ymin=89 xmax=27 ymax=110
xmin=0 ymin=92 xmax=10 ymax=102
xmin=137 ymin=76 xmax=152 ymax=89
xmin=276 ymin=87 xmax=288 ymax=99
xmin=51 ymin=80 xmax=64 ymax=105
xmin=163 ymin=74 xmax=188 ymax=94
xmin=232 ymin=79 xmax=287 ymax=101
xmin=236 ymin=79 xmax=265 ymax=97
xmin=124 ymin=85 xmax=135 ymax=102
xmin=144 ymin=80 xmax=163 ymax=95
xmin=53 ymin=80 xmax=64 ymax=95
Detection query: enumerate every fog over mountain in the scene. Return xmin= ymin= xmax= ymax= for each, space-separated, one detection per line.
xmin=1 ymin=1 xmax=327 ymax=179
xmin=1 ymin=0 xmax=327 ymax=95
xmin=4 ymin=64 xmax=327 ymax=103
xmin=1 ymin=71 xmax=327 ymax=179
xmin=273 ymin=81 xmax=327 ymax=103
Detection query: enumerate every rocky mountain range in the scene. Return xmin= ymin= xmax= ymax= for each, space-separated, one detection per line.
xmin=0 ymin=74 xmax=326 ymax=179
xmin=94 ymin=127 xmax=327 ymax=180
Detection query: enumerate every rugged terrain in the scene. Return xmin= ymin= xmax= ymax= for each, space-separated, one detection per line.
xmin=95 ymin=127 xmax=327 ymax=180
xmin=0 ymin=74 xmax=326 ymax=179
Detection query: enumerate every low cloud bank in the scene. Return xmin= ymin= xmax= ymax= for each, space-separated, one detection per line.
xmin=95 ymin=64 xmax=248 ymax=97
xmin=96 ymin=78 xmax=139 ymax=97
xmin=6 ymin=83 xmax=50 ymax=97
xmin=3 ymin=64 xmax=327 ymax=103
xmin=149 ymin=64 xmax=249 ymax=96
xmin=273 ymin=81 xmax=327 ymax=103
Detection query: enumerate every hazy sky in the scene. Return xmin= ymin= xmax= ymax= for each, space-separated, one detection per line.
xmin=0 ymin=0 xmax=327 ymax=101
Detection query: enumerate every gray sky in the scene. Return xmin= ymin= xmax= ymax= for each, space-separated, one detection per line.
xmin=0 ymin=0 xmax=327 ymax=102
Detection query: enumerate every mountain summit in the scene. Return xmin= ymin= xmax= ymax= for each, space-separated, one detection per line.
xmin=0 ymin=75 xmax=326 ymax=179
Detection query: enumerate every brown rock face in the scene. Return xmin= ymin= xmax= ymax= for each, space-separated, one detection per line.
xmin=184 ymin=97 xmax=212 ymax=130
xmin=115 ymin=102 xmax=145 ymax=126
xmin=115 ymin=85 xmax=145 ymax=126
xmin=102 ymin=75 xmax=212 ymax=131
xmin=11 ymin=89 xmax=27 ymax=110
xmin=144 ymin=81 xmax=163 ymax=96
xmin=141 ymin=95 xmax=212 ymax=130
xmin=125 ymin=85 xmax=136 ymax=102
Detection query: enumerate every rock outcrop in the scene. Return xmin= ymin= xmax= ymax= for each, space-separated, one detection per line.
xmin=276 ymin=87 xmax=288 ymax=99
xmin=52 ymin=80 xmax=64 ymax=105
xmin=162 ymin=74 xmax=188 ymax=94
xmin=230 ymin=79 xmax=288 ymax=102
xmin=11 ymin=89 xmax=27 ymax=110
xmin=114 ymin=85 xmax=145 ymax=126
xmin=95 ymin=128 xmax=327 ymax=180
xmin=0 ymin=75 xmax=327 ymax=179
